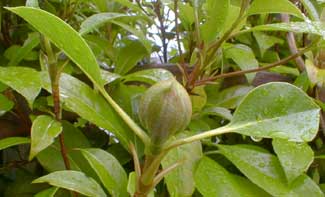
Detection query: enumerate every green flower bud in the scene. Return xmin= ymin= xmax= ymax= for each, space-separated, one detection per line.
xmin=139 ymin=79 xmax=192 ymax=146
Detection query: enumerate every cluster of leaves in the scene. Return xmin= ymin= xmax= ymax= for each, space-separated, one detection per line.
xmin=1 ymin=0 xmax=325 ymax=196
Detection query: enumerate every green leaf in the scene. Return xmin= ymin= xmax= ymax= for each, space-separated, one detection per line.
xmin=110 ymin=84 xmax=146 ymax=117
xmin=0 ymin=82 xmax=8 ymax=92
xmin=0 ymin=94 xmax=14 ymax=116
xmin=190 ymin=86 xmax=207 ymax=113
xmin=115 ymin=40 xmax=147 ymax=75
xmin=161 ymin=137 xmax=202 ymax=196
xmin=219 ymin=144 xmax=324 ymax=196
xmin=0 ymin=137 xmax=30 ymax=150
xmin=289 ymin=174 xmax=325 ymax=196
xmin=41 ymin=72 xmax=138 ymax=149
xmin=112 ymin=0 xmax=143 ymax=13
xmin=227 ymin=82 xmax=320 ymax=142
xmin=253 ymin=31 xmax=283 ymax=56
xmin=247 ymin=0 xmax=304 ymax=19
xmin=7 ymin=7 xmax=104 ymax=88
xmin=110 ymin=20 xmax=152 ymax=52
xmin=36 ymin=121 xmax=92 ymax=173
xmin=300 ymin=0 xmax=319 ymax=21
xmin=225 ymin=44 xmax=258 ymax=83
xmin=123 ymin=68 xmax=174 ymax=84
xmin=218 ymin=144 xmax=288 ymax=195
xmin=101 ymin=70 xmax=121 ymax=85
xmin=195 ymin=156 xmax=270 ymax=197
xmin=200 ymin=0 xmax=229 ymax=43
xmin=33 ymin=171 xmax=106 ymax=197
xmin=90 ymin=0 xmax=107 ymax=12
xmin=210 ymin=85 xmax=253 ymax=109
xmin=34 ymin=187 xmax=58 ymax=197
xmin=306 ymin=59 xmax=325 ymax=87
xmin=178 ymin=3 xmax=195 ymax=30
xmin=29 ymin=115 xmax=62 ymax=160
xmin=0 ymin=66 xmax=41 ymax=106
xmin=8 ymin=33 xmax=40 ymax=66
xmin=80 ymin=148 xmax=128 ymax=197
xmin=201 ymin=106 xmax=233 ymax=121
xmin=294 ymin=72 xmax=310 ymax=92
xmin=272 ymin=139 xmax=314 ymax=183
xmin=127 ymin=172 xmax=154 ymax=197
xmin=241 ymin=22 xmax=325 ymax=38
xmin=80 ymin=12 xmax=130 ymax=35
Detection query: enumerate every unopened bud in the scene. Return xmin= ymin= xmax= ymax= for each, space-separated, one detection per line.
xmin=139 ymin=79 xmax=192 ymax=146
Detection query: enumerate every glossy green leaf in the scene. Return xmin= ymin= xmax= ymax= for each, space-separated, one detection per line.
xmin=195 ymin=156 xmax=270 ymax=197
xmin=218 ymin=144 xmax=288 ymax=195
xmin=253 ymin=31 xmax=283 ymax=56
xmin=247 ymin=0 xmax=304 ymax=19
xmin=289 ymin=174 xmax=324 ymax=196
xmin=41 ymin=72 xmax=138 ymax=149
xmin=110 ymin=20 xmax=151 ymax=52
xmin=210 ymin=85 xmax=253 ymax=109
xmin=225 ymin=44 xmax=258 ymax=82
xmin=201 ymin=106 xmax=233 ymax=121
xmin=200 ymin=0 xmax=229 ymax=43
xmin=190 ymin=86 xmax=207 ymax=113
xmin=294 ymin=71 xmax=310 ymax=92
xmin=8 ymin=33 xmax=40 ymax=66
xmin=101 ymin=70 xmax=121 ymax=85
xmin=0 ymin=137 xmax=30 ymax=150
xmin=178 ymin=3 xmax=195 ymax=30
xmin=227 ymin=82 xmax=320 ymax=142
xmin=80 ymin=148 xmax=128 ymax=197
xmin=123 ymin=68 xmax=174 ymax=84
xmin=110 ymin=84 xmax=146 ymax=117
xmin=33 ymin=170 xmax=106 ymax=197
xmin=37 ymin=121 xmax=92 ymax=174
xmin=0 ymin=66 xmax=41 ymax=105
xmin=80 ymin=13 xmax=130 ymax=35
xmin=241 ymin=22 xmax=325 ymax=38
xmin=115 ymin=40 xmax=147 ymax=75
xmin=29 ymin=115 xmax=62 ymax=160
xmin=90 ymin=0 xmax=107 ymax=12
xmin=300 ymin=0 xmax=319 ymax=21
xmin=161 ymin=137 xmax=202 ymax=196
xmin=272 ymin=139 xmax=314 ymax=183
xmin=219 ymin=144 xmax=324 ymax=196
xmin=7 ymin=7 xmax=104 ymax=87
xmin=0 ymin=94 xmax=14 ymax=116
xmin=34 ymin=187 xmax=58 ymax=197
xmin=127 ymin=172 xmax=154 ymax=197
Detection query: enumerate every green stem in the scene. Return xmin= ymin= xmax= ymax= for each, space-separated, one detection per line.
xmin=164 ymin=126 xmax=232 ymax=151
xmin=99 ymin=89 xmax=151 ymax=146
xmin=134 ymin=151 xmax=167 ymax=196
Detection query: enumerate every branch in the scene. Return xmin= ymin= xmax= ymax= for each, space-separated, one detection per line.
xmin=280 ymin=14 xmax=305 ymax=72
xmin=195 ymin=39 xmax=317 ymax=86
xmin=154 ymin=0 xmax=168 ymax=63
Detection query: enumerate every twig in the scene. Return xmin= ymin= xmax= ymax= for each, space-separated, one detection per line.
xmin=280 ymin=14 xmax=305 ymax=72
xmin=194 ymin=39 xmax=318 ymax=86
xmin=129 ymin=143 xmax=141 ymax=180
xmin=152 ymin=159 xmax=184 ymax=187
xmin=154 ymin=0 xmax=168 ymax=63
xmin=174 ymin=0 xmax=188 ymax=80
xmin=44 ymin=36 xmax=77 ymax=197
